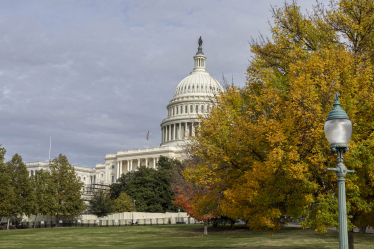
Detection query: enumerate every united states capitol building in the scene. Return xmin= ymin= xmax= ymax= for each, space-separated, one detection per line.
xmin=26 ymin=38 xmax=223 ymax=192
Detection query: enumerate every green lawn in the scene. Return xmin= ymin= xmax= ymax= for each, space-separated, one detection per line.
xmin=0 ymin=224 xmax=373 ymax=248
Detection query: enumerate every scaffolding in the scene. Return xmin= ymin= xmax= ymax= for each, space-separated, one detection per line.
xmin=82 ymin=182 xmax=110 ymax=201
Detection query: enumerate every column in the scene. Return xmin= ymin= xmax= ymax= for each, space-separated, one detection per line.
xmin=138 ymin=158 xmax=140 ymax=167
xmin=175 ymin=124 xmax=178 ymax=140
xmin=116 ymin=161 xmax=120 ymax=179
xmin=171 ymin=124 xmax=175 ymax=140
xmin=119 ymin=161 xmax=123 ymax=176
xmin=105 ymin=165 xmax=109 ymax=183
xmin=178 ymin=123 xmax=181 ymax=140
xmin=185 ymin=123 xmax=188 ymax=137
xmin=145 ymin=158 xmax=148 ymax=168
xmin=168 ymin=125 xmax=171 ymax=141
xmin=192 ymin=122 xmax=195 ymax=136
xmin=153 ymin=157 xmax=156 ymax=168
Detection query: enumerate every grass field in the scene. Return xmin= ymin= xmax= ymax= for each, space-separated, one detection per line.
xmin=0 ymin=224 xmax=373 ymax=249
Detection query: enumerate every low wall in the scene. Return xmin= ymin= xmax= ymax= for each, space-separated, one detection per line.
xmin=1 ymin=212 xmax=195 ymax=225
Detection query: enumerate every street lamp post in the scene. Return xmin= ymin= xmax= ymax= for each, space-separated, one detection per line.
xmin=132 ymin=200 xmax=136 ymax=225
xmin=324 ymin=94 xmax=354 ymax=249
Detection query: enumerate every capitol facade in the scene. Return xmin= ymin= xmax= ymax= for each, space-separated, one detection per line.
xmin=26 ymin=39 xmax=223 ymax=189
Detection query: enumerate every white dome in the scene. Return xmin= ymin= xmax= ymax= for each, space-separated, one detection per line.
xmin=173 ymin=72 xmax=223 ymax=98
xmin=160 ymin=38 xmax=223 ymax=147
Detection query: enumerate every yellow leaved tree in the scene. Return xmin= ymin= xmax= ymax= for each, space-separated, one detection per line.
xmin=183 ymin=1 xmax=374 ymax=247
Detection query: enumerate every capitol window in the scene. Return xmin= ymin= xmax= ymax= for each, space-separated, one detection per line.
xmin=196 ymin=105 xmax=198 ymax=113
xmin=190 ymin=105 xmax=193 ymax=113
xmin=185 ymin=106 xmax=187 ymax=113
xmin=173 ymin=108 xmax=175 ymax=115
xmin=188 ymin=86 xmax=190 ymax=89
xmin=197 ymin=85 xmax=199 ymax=89
xmin=177 ymin=107 xmax=179 ymax=114
xmin=207 ymin=105 xmax=210 ymax=111
xmin=184 ymin=86 xmax=186 ymax=90
xmin=201 ymin=105 xmax=204 ymax=112
xmin=192 ymin=85 xmax=194 ymax=89
xmin=181 ymin=106 xmax=183 ymax=114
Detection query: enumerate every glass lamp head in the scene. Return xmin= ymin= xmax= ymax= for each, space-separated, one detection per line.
xmin=324 ymin=94 xmax=352 ymax=145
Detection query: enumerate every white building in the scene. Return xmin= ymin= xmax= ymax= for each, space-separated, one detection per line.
xmin=26 ymin=38 xmax=223 ymax=187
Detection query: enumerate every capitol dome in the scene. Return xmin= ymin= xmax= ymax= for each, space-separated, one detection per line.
xmin=160 ymin=37 xmax=223 ymax=147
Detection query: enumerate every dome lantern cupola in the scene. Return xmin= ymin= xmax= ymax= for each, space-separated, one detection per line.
xmin=192 ymin=36 xmax=207 ymax=74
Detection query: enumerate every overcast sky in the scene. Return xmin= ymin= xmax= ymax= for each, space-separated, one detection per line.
xmin=0 ymin=0 xmax=327 ymax=167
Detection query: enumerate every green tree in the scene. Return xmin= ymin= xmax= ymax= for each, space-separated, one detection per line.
xmin=4 ymin=154 xmax=35 ymax=230
xmin=0 ymin=147 xmax=13 ymax=230
xmin=88 ymin=188 xmax=113 ymax=217
xmin=31 ymin=169 xmax=57 ymax=226
xmin=110 ymin=156 xmax=181 ymax=212
xmin=113 ymin=192 xmax=135 ymax=213
xmin=49 ymin=154 xmax=85 ymax=224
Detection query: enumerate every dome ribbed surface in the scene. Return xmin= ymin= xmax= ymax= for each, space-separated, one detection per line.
xmin=174 ymin=73 xmax=223 ymax=97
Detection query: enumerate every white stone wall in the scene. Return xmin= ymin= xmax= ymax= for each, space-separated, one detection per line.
xmin=6 ymin=212 xmax=196 ymax=225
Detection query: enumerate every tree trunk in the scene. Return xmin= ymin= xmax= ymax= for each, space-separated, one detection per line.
xmin=34 ymin=215 xmax=38 ymax=229
xmin=203 ymin=219 xmax=208 ymax=235
xmin=359 ymin=225 xmax=367 ymax=233
xmin=6 ymin=217 xmax=10 ymax=230
xmin=348 ymin=229 xmax=354 ymax=249
xmin=213 ymin=220 xmax=218 ymax=227
xmin=230 ymin=219 xmax=235 ymax=229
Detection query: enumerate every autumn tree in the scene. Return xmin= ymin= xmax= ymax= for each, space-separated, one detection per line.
xmin=113 ymin=192 xmax=135 ymax=213
xmin=184 ymin=1 xmax=374 ymax=247
xmin=49 ymin=154 xmax=85 ymax=224
xmin=173 ymin=157 xmax=220 ymax=235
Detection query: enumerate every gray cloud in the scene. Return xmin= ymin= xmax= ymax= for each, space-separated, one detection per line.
xmin=0 ymin=0 xmax=327 ymax=167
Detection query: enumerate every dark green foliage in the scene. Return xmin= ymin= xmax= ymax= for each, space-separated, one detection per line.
xmin=49 ymin=154 xmax=86 ymax=222
xmin=110 ymin=156 xmax=182 ymax=213
xmin=89 ymin=188 xmax=113 ymax=217
xmin=0 ymin=147 xmax=13 ymax=229
xmin=1 ymin=153 xmax=36 ymax=229
xmin=5 ymin=154 xmax=35 ymax=218
xmin=31 ymin=169 xmax=57 ymax=217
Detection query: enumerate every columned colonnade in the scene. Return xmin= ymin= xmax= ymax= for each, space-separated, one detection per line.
xmin=115 ymin=157 xmax=159 ymax=178
xmin=161 ymin=122 xmax=200 ymax=143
